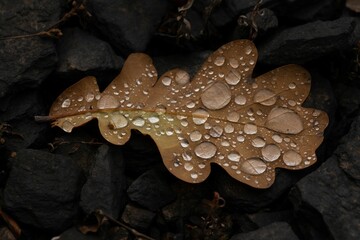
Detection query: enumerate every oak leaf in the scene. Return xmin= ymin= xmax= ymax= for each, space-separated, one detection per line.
xmin=46 ymin=40 xmax=328 ymax=188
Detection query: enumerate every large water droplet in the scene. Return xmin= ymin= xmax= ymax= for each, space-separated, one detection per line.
xmin=234 ymin=95 xmax=247 ymax=105
xmin=109 ymin=113 xmax=128 ymax=129
xmin=251 ymin=137 xmax=266 ymax=147
xmin=192 ymin=108 xmax=210 ymax=125
xmin=194 ymin=142 xmax=217 ymax=159
xmin=261 ymin=144 xmax=281 ymax=162
xmin=225 ymin=70 xmax=241 ymax=85
xmin=229 ymin=58 xmax=239 ymax=68
xmin=148 ymin=115 xmax=160 ymax=124
xmin=132 ymin=117 xmax=145 ymax=127
xmin=182 ymin=151 xmax=192 ymax=161
xmin=175 ymin=70 xmax=190 ymax=85
xmin=209 ymin=125 xmax=223 ymax=138
xmin=283 ymin=150 xmax=302 ymax=166
xmin=244 ymin=123 xmax=257 ymax=134
xmin=190 ymin=131 xmax=202 ymax=142
xmin=241 ymin=158 xmax=267 ymax=175
xmin=214 ymin=56 xmax=225 ymax=66
xmin=85 ymin=93 xmax=95 ymax=102
xmin=61 ymin=99 xmax=71 ymax=108
xmin=227 ymin=151 xmax=240 ymax=162
xmin=253 ymin=89 xmax=276 ymax=106
xmin=265 ymin=107 xmax=303 ymax=134
xmin=162 ymin=76 xmax=172 ymax=86
xmin=201 ymin=82 xmax=231 ymax=110
xmin=227 ymin=112 xmax=240 ymax=122
xmin=62 ymin=120 xmax=74 ymax=132
xmin=97 ymin=95 xmax=120 ymax=109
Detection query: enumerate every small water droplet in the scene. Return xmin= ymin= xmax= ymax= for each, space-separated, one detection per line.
xmin=190 ymin=131 xmax=202 ymax=142
xmin=225 ymin=70 xmax=241 ymax=85
xmin=244 ymin=123 xmax=257 ymax=134
xmin=288 ymin=82 xmax=296 ymax=89
xmin=155 ymin=104 xmax=167 ymax=114
xmin=237 ymin=135 xmax=245 ymax=142
xmin=61 ymin=99 xmax=71 ymax=108
xmin=175 ymin=70 xmax=190 ymax=85
xmin=162 ymin=76 xmax=172 ymax=86
xmin=249 ymin=59 xmax=255 ymax=65
xmin=166 ymin=128 xmax=174 ymax=136
xmin=191 ymin=173 xmax=198 ymax=179
xmin=97 ymin=95 xmax=120 ymax=109
xmin=227 ymin=151 xmax=240 ymax=162
xmin=77 ymin=97 xmax=84 ymax=102
xmin=224 ymin=124 xmax=235 ymax=133
xmin=214 ymin=56 xmax=225 ymax=66
xmin=85 ymin=93 xmax=95 ymax=102
xmin=234 ymin=95 xmax=247 ymax=105
xmin=251 ymin=137 xmax=266 ymax=147
xmin=266 ymin=107 xmax=303 ymax=134
xmin=283 ymin=150 xmax=302 ymax=166
xmin=186 ymin=101 xmax=196 ymax=109
xmin=272 ymin=134 xmax=283 ymax=143
xmin=241 ymin=158 xmax=267 ymax=175
xmin=194 ymin=142 xmax=217 ymax=159
xmin=209 ymin=125 xmax=223 ymax=138
xmin=201 ymin=82 xmax=231 ymax=110
xmin=288 ymin=100 xmax=296 ymax=107
xmin=184 ymin=162 xmax=194 ymax=171
xmin=253 ymin=89 xmax=276 ymax=106
xmin=182 ymin=151 xmax=192 ymax=161
xmin=148 ymin=115 xmax=160 ymax=124
xmin=132 ymin=117 xmax=145 ymax=127
xmin=229 ymin=58 xmax=239 ymax=68
xmin=227 ymin=112 xmax=240 ymax=122
xmin=261 ymin=144 xmax=281 ymax=162
xmin=109 ymin=113 xmax=128 ymax=129
xmin=245 ymin=45 xmax=252 ymax=55
xmin=192 ymin=108 xmax=210 ymax=125
xmin=62 ymin=120 xmax=74 ymax=132
xmin=180 ymin=139 xmax=190 ymax=148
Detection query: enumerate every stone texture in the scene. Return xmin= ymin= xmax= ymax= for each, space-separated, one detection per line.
xmin=292 ymin=116 xmax=360 ymax=240
xmin=3 ymin=149 xmax=83 ymax=232
xmin=80 ymin=145 xmax=126 ymax=218
xmin=57 ymin=28 xmax=123 ymax=73
xmin=121 ymin=204 xmax=156 ymax=230
xmin=230 ymin=222 xmax=299 ymax=240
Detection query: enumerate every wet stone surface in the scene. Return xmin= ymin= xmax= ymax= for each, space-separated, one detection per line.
xmin=1 ymin=1 xmax=360 ymax=239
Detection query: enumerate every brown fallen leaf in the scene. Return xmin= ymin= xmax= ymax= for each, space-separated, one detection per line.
xmin=44 ymin=39 xmax=328 ymax=188
xmin=346 ymin=0 xmax=360 ymax=12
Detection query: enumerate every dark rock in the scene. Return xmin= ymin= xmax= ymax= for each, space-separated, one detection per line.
xmin=80 ymin=145 xmax=126 ymax=218
xmin=258 ymin=17 xmax=358 ymax=65
xmin=58 ymin=227 xmax=101 ymax=240
xmin=127 ymin=168 xmax=176 ymax=211
xmin=121 ymin=204 xmax=156 ymax=230
xmin=3 ymin=149 xmax=83 ymax=232
xmin=85 ymin=0 xmax=169 ymax=54
xmin=292 ymin=116 xmax=360 ymax=240
xmin=0 ymin=0 xmax=61 ymax=98
xmin=230 ymin=222 xmax=299 ymax=240
xmin=56 ymin=28 xmax=123 ymax=73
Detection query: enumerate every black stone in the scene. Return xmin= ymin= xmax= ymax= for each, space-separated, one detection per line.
xmin=127 ymin=168 xmax=176 ymax=211
xmin=292 ymin=116 xmax=360 ymax=240
xmin=230 ymin=222 xmax=299 ymax=240
xmin=85 ymin=0 xmax=169 ymax=54
xmin=258 ymin=17 xmax=358 ymax=65
xmin=3 ymin=149 xmax=83 ymax=232
xmin=80 ymin=145 xmax=126 ymax=218
xmin=121 ymin=204 xmax=156 ymax=231
xmin=58 ymin=227 xmax=101 ymax=240
xmin=57 ymin=28 xmax=123 ymax=73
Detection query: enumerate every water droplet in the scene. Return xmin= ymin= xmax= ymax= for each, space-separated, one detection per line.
xmin=249 ymin=59 xmax=255 ymax=65
xmin=283 ymin=150 xmax=302 ymax=166
xmin=224 ymin=124 xmax=235 ymax=133
xmin=155 ymin=104 xmax=167 ymax=114
xmin=61 ymin=99 xmax=71 ymax=108
xmin=229 ymin=58 xmax=239 ymax=68
xmin=97 ymin=95 xmax=120 ymax=109
xmin=162 ymin=76 xmax=172 ymax=86
xmin=201 ymin=82 xmax=231 ymax=110
xmin=192 ymin=108 xmax=209 ymax=125
xmin=62 ymin=120 xmax=74 ymax=132
xmin=251 ymin=137 xmax=266 ymax=147
xmin=184 ymin=162 xmax=194 ymax=171
xmin=237 ymin=135 xmax=245 ymax=142
xmin=209 ymin=125 xmax=223 ymax=138
xmin=86 ymin=93 xmax=95 ymax=102
xmin=191 ymin=173 xmax=198 ymax=179
xmin=227 ymin=112 xmax=240 ymax=122
xmin=148 ymin=115 xmax=160 ymax=124
xmin=225 ymin=70 xmax=241 ymax=85
xmin=245 ymin=45 xmax=252 ymax=55
xmin=182 ymin=151 xmax=192 ymax=161
xmin=132 ymin=117 xmax=145 ymax=127
xmin=241 ymin=158 xmax=267 ymax=175
xmin=214 ymin=56 xmax=225 ymax=66
xmin=227 ymin=151 xmax=240 ymax=162
xmin=253 ymin=89 xmax=276 ymax=106
xmin=261 ymin=144 xmax=281 ymax=162
xmin=109 ymin=113 xmax=128 ymax=129
xmin=272 ymin=134 xmax=283 ymax=143
xmin=288 ymin=82 xmax=296 ymax=89
xmin=77 ymin=97 xmax=84 ymax=102
xmin=166 ymin=128 xmax=174 ymax=136
xmin=234 ymin=95 xmax=247 ymax=105
xmin=180 ymin=139 xmax=190 ymax=148
xmin=288 ymin=100 xmax=296 ymax=106
xmin=175 ymin=70 xmax=190 ymax=85
xmin=266 ymin=107 xmax=303 ymax=134
xmin=186 ymin=101 xmax=196 ymax=109
xmin=190 ymin=131 xmax=202 ymax=142
xmin=244 ymin=123 xmax=257 ymax=134
xmin=194 ymin=142 xmax=217 ymax=159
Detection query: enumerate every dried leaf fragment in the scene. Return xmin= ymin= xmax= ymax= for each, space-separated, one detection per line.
xmin=47 ymin=39 xmax=328 ymax=188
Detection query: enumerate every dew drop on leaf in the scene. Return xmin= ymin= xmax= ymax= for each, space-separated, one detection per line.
xmin=253 ymin=89 xmax=277 ymax=106
xmin=283 ymin=150 xmax=302 ymax=166
xmin=194 ymin=142 xmax=217 ymax=159
xmin=132 ymin=117 xmax=145 ymax=127
xmin=241 ymin=158 xmax=267 ymax=175
xmin=192 ymin=108 xmax=210 ymax=125
xmin=266 ymin=107 xmax=303 ymax=134
xmin=244 ymin=123 xmax=257 ymax=134
xmin=261 ymin=144 xmax=281 ymax=162
xmin=97 ymin=95 xmax=120 ymax=109
xmin=61 ymin=99 xmax=71 ymax=108
xmin=201 ymin=82 xmax=231 ymax=110
xmin=225 ymin=70 xmax=241 ymax=85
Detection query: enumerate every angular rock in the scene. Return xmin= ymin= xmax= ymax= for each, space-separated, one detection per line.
xmin=85 ymin=0 xmax=169 ymax=54
xmin=0 ymin=0 xmax=61 ymax=98
xmin=258 ymin=17 xmax=358 ymax=65
xmin=230 ymin=222 xmax=299 ymax=240
xmin=56 ymin=28 xmax=123 ymax=73
xmin=80 ymin=145 xmax=126 ymax=218
xmin=292 ymin=116 xmax=360 ymax=240
xmin=3 ymin=149 xmax=83 ymax=232
xmin=127 ymin=168 xmax=176 ymax=211
xmin=121 ymin=204 xmax=156 ymax=231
